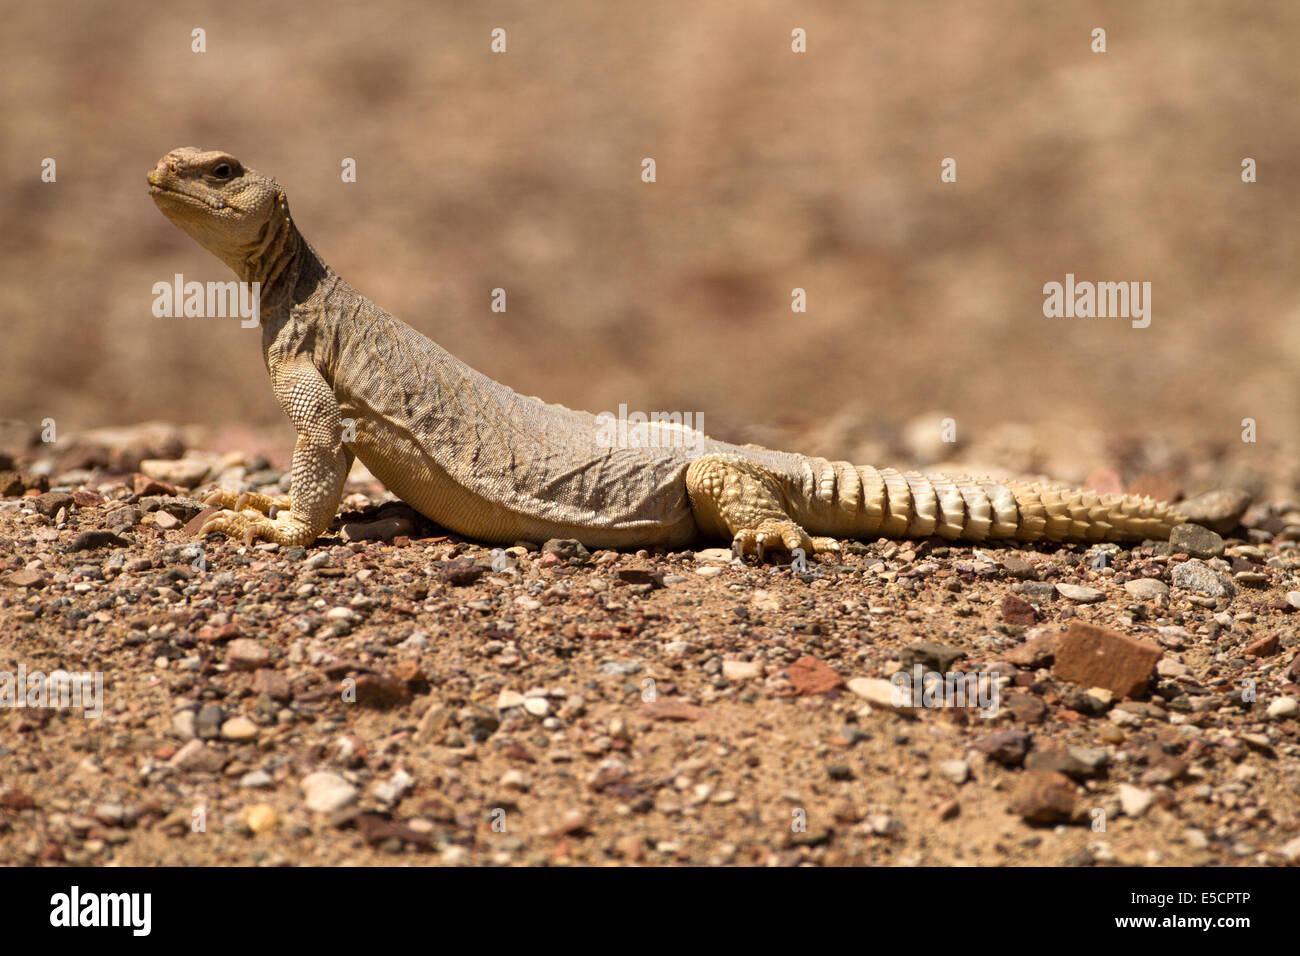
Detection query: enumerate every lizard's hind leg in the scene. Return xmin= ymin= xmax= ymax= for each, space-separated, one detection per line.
xmin=686 ymin=454 xmax=840 ymax=558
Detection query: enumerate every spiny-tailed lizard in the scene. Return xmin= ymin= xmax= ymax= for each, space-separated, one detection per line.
xmin=148 ymin=148 xmax=1230 ymax=555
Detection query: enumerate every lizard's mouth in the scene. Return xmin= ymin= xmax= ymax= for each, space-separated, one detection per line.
xmin=148 ymin=180 xmax=221 ymax=215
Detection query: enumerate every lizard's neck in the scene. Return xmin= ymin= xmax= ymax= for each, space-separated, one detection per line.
xmin=235 ymin=206 xmax=312 ymax=309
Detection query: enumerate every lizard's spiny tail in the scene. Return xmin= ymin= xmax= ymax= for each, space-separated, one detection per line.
xmin=796 ymin=463 xmax=1186 ymax=543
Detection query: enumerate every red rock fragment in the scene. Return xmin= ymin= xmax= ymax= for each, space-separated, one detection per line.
xmin=639 ymin=700 xmax=712 ymax=722
xmin=1053 ymin=622 xmax=1161 ymax=699
xmin=1000 ymin=594 xmax=1037 ymax=626
xmin=787 ymin=655 xmax=845 ymax=695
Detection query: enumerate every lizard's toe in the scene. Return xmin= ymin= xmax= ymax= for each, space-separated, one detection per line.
xmin=197 ymin=509 xmax=313 ymax=547
xmin=234 ymin=491 xmax=292 ymax=516
xmin=202 ymin=489 xmax=242 ymax=510
xmin=810 ymin=536 xmax=842 ymax=555
xmin=203 ymin=489 xmax=289 ymax=516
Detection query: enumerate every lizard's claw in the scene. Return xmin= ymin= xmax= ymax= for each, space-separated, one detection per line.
xmin=202 ymin=489 xmax=292 ymax=516
xmin=732 ymin=519 xmax=815 ymax=559
xmin=197 ymin=508 xmax=314 ymax=547
xmin=731 ymin=522 xmax=843 ymax=561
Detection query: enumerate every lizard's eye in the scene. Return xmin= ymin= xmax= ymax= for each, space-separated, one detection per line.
xmin=211 ymin=162 xmax=233 ymax=179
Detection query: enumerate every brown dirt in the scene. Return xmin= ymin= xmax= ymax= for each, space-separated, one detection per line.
xmin=0 ymin=427 xmax=1297 ymax=867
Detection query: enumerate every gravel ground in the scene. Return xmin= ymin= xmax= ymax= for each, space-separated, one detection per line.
xmin=1 ymin=426 xmax=1298 ymax=868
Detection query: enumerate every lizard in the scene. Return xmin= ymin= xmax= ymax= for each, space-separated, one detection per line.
xmin=147 ymin=147 xmax=1227 ymax=556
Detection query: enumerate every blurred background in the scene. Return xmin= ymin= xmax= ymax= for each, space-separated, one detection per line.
xmin=1 ymin=0 xmax=1296 ymax=496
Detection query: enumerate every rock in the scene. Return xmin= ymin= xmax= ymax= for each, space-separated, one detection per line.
xmin=226 ymin=638 xmax=270 ymax=671
xmin=1171 ymin=559 xmax=1234 ymax=598
xmin=194 ymin=704 xmax=225 ymax=739
xmin=1015 ymin=581 xmax=1057 ymax=603
xmin=615 ymin=568 xmax=665 ymax=588
xmin=251 ymin=668 xmax=292 ymax=701
xmin=240 ymin=770 xmax=274 ymax=789
xmin=1266 ymin=697 xmax=1297 ymax=719
xmin=169 ymin=740 xmax=225 ymax=773
xmin=1118 ymin=784 xmax=1155 ymax=817
xmin=1243 ymin=634 xmax=1278 ymax=658
xmin=847 ymin=677 xmax=916 ymax=715
xmin=2 ymin=569 xmax=47 ymax=589
xmin=694 ymin=548 xmax=734 ymax=564
xmin=1156 ymin=658 xmax=1190 ymax=678
xmin=140 ymin=458 xmax=210 ymax=488
xmin=496 ymin=689 xmax=526 ymax=711
xmin=974 ymin=729 xmax=1031 ymax=766
xmin=1124 ymin=578 xmax=1169 ymax=601
xmin=1000 ymin=593 xmax=1037 ymax=625
xmin=541 ymin=538 xmax=590 ymax=562
xmin=1005 ymin=630 xmax=1061 ymax=667
xmin=1169 ymin=523 xmax=1224 ymax=558
xmin=65 ymin=530 xmax=129 ymax=552
xmin=1024 ymin=746 xmax=1094 ymax=779
xmin=1005 ymin=692 xmax=1047 ymax=724
xmin=172 ymin=710 xmax=196 ymax=741
xmin=1055 ymin=583 xmax=1105 ymax=604
xmin=722 ymin=660 xmax=763 ymax=681
xmin=153 ymin=511 xmax=181 ymax=531
xmin=371 ymin=769 xmax=415 ymax=804
xmin=938 ymin=760 xmax=970 ymax=784
xmin=351 ymin=673 xmax=413 ymax=708
xmin=242 ymin=804 xmax=278 ymax=835
xmin=597 ymin=660 xmax=641 ymax=677
xmin=1011 ymin=771 xmax=1079 ymax=824
xmin=523 ymin=697 xmax=550 ymax=717
xmin=786 ymin=655 xmax=844 ymax=695
xmin=638 ymin=700 xmax=712 ymax=722
xmin=341 ymin=517 xmax=413 ymax=543
xmin=105 ymin=506 xmax=140 ymax=530
xmin=1287 ymin=591 xmax=1300 ymax=611
xmin=300 ymin=772 xmax=358 ymax=814
xmin=999 ymin=555 xmax=1039 ymax=580
xmin=33 ymin=492 xmax=74 ymax=517
xmin=435 ymin=558 xmax=486 ymax=586
xmin=1053 ymin=622 xmax=1161 ymax=698
xmin=900 ymin=641 xmax=964 ymax=673
xmin=221 ymin=716 xmax=259 ymax=742
xmin=1177 ymin=488 xmax=1251 ymax=535
xmin=0 ymin=471 xmax=24 ymax=496
xmin=1280 ymin=836 xmax=1300 ymax=864
xmin=1068 ymin=747 xmax=1110 ymax=774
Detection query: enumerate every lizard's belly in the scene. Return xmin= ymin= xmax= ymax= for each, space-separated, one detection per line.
xmin=347 ymin=420 xmax=701 ymax=548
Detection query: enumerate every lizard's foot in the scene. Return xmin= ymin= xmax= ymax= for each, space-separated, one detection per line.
xmin=203 ymin=489 xmax=292 ymax=517
xmin=731 ymin=519 xmax=832 ymax=559
xmin=197 ymin=508 xmax=315 ymax=547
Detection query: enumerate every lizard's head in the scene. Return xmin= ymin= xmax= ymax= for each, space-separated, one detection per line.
xmin=148 ymin=147 xmax=287 ymax=271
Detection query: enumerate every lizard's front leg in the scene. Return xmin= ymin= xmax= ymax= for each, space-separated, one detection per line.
xmin=686 ymin=454 xmax=840 ymax=559
xmin=198 ymin=359 xmax=352 ymax=547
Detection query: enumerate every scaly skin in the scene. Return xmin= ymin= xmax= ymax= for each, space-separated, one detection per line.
xmin=149 ymin=148 xmax=1199 ymax=556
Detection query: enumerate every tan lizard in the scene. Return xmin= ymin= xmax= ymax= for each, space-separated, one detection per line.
xmin=148 ymin=147 xmax=1233 ymax=555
